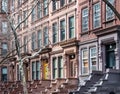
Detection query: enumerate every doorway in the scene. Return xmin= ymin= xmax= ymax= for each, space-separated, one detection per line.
xmin=106 ymin=43 xmax=116 ymax=69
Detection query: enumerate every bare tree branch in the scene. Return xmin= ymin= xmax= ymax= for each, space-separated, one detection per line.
xmin=102 ymin=0 xmax=120 ymax=20
xmin=15 ymin=0 xmax=39 ymax=30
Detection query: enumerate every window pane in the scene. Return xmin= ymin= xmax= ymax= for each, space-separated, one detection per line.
xmin=106 ymin=0 xmax=114 ymax=21
xmin=52 ymin=23 xmax=57 ymax=43
xmin=69 ymin=16 xmax=74 ymax=38
xmin=32 ymin=6 xmax=36 ymax=22
xmin=37 ymin=2 xmax=42 ymax=18
xmin=43 ymin=0 xmax=48 ymax=16
xmin=31 ymin=32 xmax=36 ymax=50
xmin=90 ymin=47 xmax=97 ymax=71
xmin=52 ymin=0 xmax=57 ymax=11
xmin=82 ymin=49 xmax=89 ymax=74
xmin=60 ymin=0 xmax=65 ymax=7
xmin=24 ymin=36 xmax=28 ymax=52
xmin=2 ymin=22 xmax=8 ymax=33
xmin=2 ymin=0 xmax=8 ymax=12
xmin=36 ymin=61 xmax=40 ymax=80
xmin=38 ymin=30 xmax=42 ymax=48
xmin=53 ymin=58 xmax=57 ymax=79
xmin=82 ymin=8 xmax=88 ymax=31
xmin=58 ymin=56 xmax=63 ymax=78
xmin=23 ymin=10 xmax=27 ymax=26
xmin=32 ymin=62 xmax=36 ymax=80
xmin=44 ymin=27 xmax=48 ymax=46
xmin=93 ymin=3 xmax=101 ymax=28
xmin=1 ymin=67 xmax=7 ymax=81
xmin=2 ymin=43 xmax=8 ymax=56
xmin=60 ymin=20 xmax=65 ymax=41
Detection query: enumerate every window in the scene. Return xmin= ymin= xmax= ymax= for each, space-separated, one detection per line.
xmin=18 ymin=0 xmax=22 ymax=7
xmin=17 ymin=65 xmax=21 ymax=80
xmin=82 ymin=49 xmax=88 ymax=74
xmin=24 ymin=36 xmax=28 ymax=53
xmin=31 ymin=32 xmax=36 ymax=50
xmin=11 ymin=0 xmax=15 ymax=11
xmin=93 ymin=3 xmax=101 ymax=28
xmin=52 ymin=0 xmax=57 ymax=11
xmin=12 ymin=41 xmax=15 ymax=55
xmin=52 ymin=56 xmax=64 ymax=79
xmin=18 ymin=15 xmax=22 ymax=29
xmin=37 ymin=2 xmax=42 ymax=19
xmin=60 ymin=20 xmax=65 ymax=41
xmin=43 ymin=27 xmax=48 ymax=46
xmin=43 ymin=0 xmax=48 ymax=16
xmin=53 ymin=58 xmax=57 ymax=79
xmin=52 ymin=23 xmax=58 ymax=43
xmin=69 ymin=16 xmax=74 ymax=38
xmin=90 ymin=47 xmax=97 ymax=71
xmin=32 ymin=61 xmax=40 ymax=80
xmin=37 ymin=30 xmax=42 ymax=48
xmin=31 ymin=6 xmax=36 ymax=22
xmin=106 ymin=0 xmax=114 ymax=21
xmin=1 ymin=43 xmax=8 ymax=56
xmin=82 ymin=8 xmax=89 ymax=31
xmin=2 ymin=0 xmax=8 ymax=12
xmin=23 ymin=10 xmax=28 ymax=26
xmin=58 ymin=56 xmax=63 ymax=78
xmin=2 ymin=22 xmax=8 ymax=33
xmin=1 ymin=67 xmax=7 ymax=81
xmin=60 ymin=0 xmax=65 ymax=7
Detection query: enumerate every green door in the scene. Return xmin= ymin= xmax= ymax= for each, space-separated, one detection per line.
xmin=106 ymin=43 xmax=116 ymax=68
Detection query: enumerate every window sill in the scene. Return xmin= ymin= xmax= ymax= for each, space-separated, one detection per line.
xmin=103 ymin=18 xmax=116 ymax=24
xmin=80 ymin=31 xmax=89 ymax=36
xmin=80 ymin=74 xmax=89 ymax=77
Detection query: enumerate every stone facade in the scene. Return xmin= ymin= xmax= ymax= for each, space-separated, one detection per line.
xmin=1 ymin=0 xmax=120 ymax=94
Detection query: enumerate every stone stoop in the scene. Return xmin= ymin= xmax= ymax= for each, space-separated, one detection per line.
xmin=88 ymin=69 xmax=120 ymax=94
xmin=70 ymin=71 xmax=104 ymax=94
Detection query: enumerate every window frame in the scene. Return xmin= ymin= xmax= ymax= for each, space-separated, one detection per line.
xmin=23 ymin=36 xmax=28 ymax=53
xmin=43 ymin=27 xmax=48 ymax=46
xmin=69 ymin=16 xmax=75 ymax=38
xmin=106 ymin=0 xmax=115 ymax=21
xmin=1 ymin=0 xmax=8 ymax=12
xmin=81 ymin=49 xmax=89 ymax=75
xmin=90 ymin=47 xmax=97 ymax=72
xmin=32 ymin=61 xmax=40 ymax=80
xmin=93 ymin=2 xmax=101 ymax=29
xmin=31 ymin=32 xmax=36 ymax=50
xmin=82 ymin=7 xmax=89 ymax=32
xmin=43 ymin=0 xmax=48 ymax=16
xmin=52 ymin=56 xmax=64 ymax=79
xmin=37 ymin=30 xmax=42 ymax=48
xmin=2 ymin=21 xmax=8 ymax=34
xmin=1 ymin=42 xmax=8 ymax=56
xmin=60 ymin=0 xmax=65 ymax=7
xmin=1 ymin=67 xmax=7 ymax=81
xmin=52 ymin=22 xmax=58 ymax=43
xmin=37 ymin=1 xmax=42 ymax=19
xmin=60 ymin=19 xmax=65 ymax=41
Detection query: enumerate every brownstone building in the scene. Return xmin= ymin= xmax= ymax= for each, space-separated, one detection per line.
xmin=1 ymin=0 xmax=120 ymax=94
xmin=71 ymin=0 xmax=120 ymax=94
xmin=0 ymin=0 xmax=79 ymax=94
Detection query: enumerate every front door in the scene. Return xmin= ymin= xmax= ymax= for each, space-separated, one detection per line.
xmin=43 ymin=60 xmax=49 ymax=79
xmin=106 ymin=43 xmax=116 ymax=69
